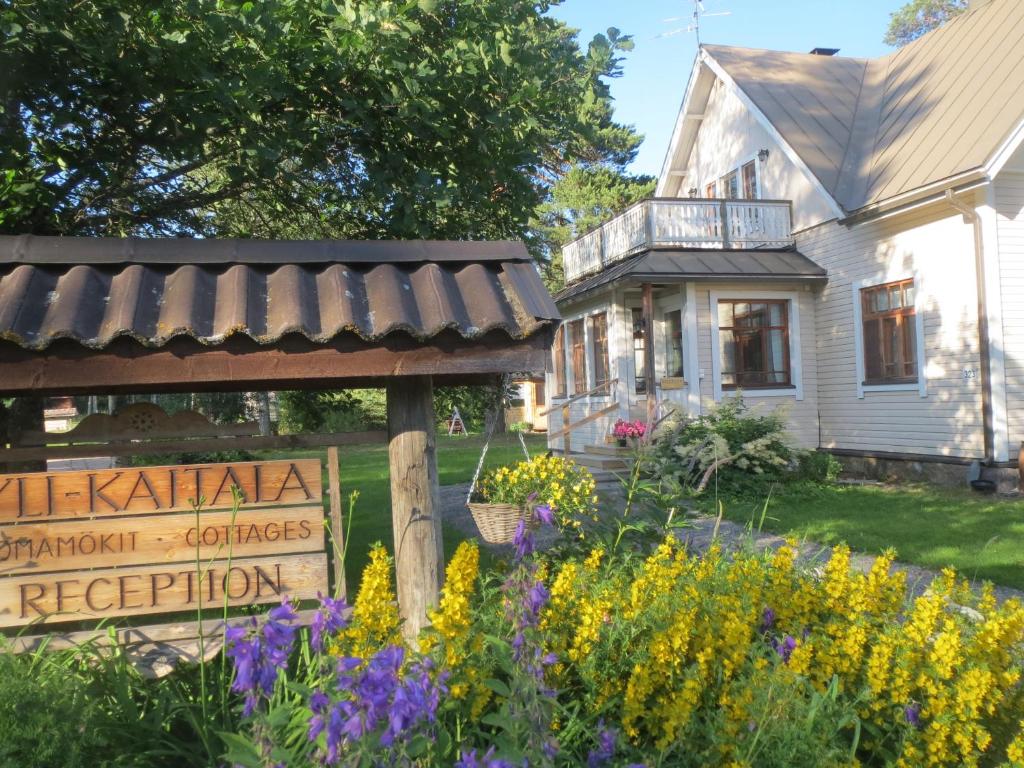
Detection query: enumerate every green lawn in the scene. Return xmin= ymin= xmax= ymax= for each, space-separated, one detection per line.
xmin=262 ymin=432 xmax=548 ymax=590
xmin=718 ymin=483 xmax=1024 ymax=590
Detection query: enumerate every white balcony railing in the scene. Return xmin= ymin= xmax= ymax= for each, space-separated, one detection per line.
xmin=561 ymin=198 xmax=794 ymax=284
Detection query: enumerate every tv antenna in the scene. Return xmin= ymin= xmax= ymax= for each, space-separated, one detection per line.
xmin=657 ymin=1 xmax=732 ymax=47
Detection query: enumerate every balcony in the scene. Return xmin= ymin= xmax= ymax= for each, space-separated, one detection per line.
xmin=561 ymin=198 xmax=794 ymax=284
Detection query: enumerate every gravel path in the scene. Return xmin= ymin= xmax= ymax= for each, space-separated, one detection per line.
xmin=440 ymin=483 xmax=1024 ymax=604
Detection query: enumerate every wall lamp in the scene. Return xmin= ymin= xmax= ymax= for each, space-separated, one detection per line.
xmin=757 ymin=148 xmax=771 ymax=162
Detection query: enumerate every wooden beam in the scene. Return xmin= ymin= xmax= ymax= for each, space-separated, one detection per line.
xmin=642 ymin=283 xmax=657 ymax=428
xmin=0 ymin=332 xmax=548 ymax=397
xmin=326 ymin=445 xmax=347 ymax=601
xmin=0 ymin=430 xmax=387 ymax=463
xmin=386 ymin=376 xmax=442 ymax=642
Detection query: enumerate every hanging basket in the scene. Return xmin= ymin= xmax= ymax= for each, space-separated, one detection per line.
xmin=467 ymin=501 xmax=533 ymax=545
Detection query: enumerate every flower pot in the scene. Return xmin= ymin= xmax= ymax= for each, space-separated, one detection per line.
xmin=467 ymin=501 xmax=532 ymax=544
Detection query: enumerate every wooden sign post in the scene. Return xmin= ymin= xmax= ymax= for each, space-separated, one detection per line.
xmin=0 ymin=459 xmax=330 ymax=629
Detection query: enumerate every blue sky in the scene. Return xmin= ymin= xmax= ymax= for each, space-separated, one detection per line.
xmin=549 ymin=0 xmax=906 ymax=177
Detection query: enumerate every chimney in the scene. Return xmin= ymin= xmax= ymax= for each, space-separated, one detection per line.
xmin=809 ymin=47 xmax=840 ymax=56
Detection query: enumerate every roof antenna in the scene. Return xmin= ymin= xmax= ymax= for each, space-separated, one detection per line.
xmin=656 ymin=1 xmax=732 ymax=46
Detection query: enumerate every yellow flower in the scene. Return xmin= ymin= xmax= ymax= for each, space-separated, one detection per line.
xmin=335 ymin=544 xmax=400 ymax=658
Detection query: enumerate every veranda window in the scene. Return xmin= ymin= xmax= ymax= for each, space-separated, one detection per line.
xmin=569 ymin=318 xmax=587 ymax=395
xmin=631 ymin=308 xmax=647 ymax=395
xmin=589 ymin=312 xmax=610 ymax=389
xmin=719 ymin=170 xmax=739 ymax=199
xmin=665 ymin=309 xmax=684 ymax=377
xmin=552 ymin=325 xmax=567 ymax=397
xmin=705 ymin=182 xmax=716 ymax=198
xmin=861 ymin=279 xmax=917 ymax=384
xmin=718 ymin=300 xmax=791 ymax=388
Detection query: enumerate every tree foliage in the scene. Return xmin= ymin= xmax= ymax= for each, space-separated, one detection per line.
xmin=883 ymin=0 xmax=967 ymax=46
xmin=1 ymin=0 xmax=640 ymax=240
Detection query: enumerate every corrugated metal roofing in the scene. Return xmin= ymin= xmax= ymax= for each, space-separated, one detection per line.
xmin=555 ymin=248 xmax=826 ymax=304
xmin=703 ymin=0 xmax=1024 ymax=212
xmin=0 ymin=236 xmax=559 ymax=351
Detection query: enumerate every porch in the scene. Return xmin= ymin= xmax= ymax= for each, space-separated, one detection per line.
xmin=561 ymin=197 xmax=795 ymax=284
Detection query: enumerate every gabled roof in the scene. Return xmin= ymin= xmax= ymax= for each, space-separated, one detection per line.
xmin=0 ymin=236 xmax=559 ymax=351
xmin=554 ymin=248 xmax=826 ymax=305
xmin=669 ymin=0 xmax=1024 ymax=215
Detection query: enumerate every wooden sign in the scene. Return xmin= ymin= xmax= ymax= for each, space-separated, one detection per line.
xmin=0 ymin=459 xmax=321 ymax=521
xmin=0 ymin=459 xmax=330 ymax=628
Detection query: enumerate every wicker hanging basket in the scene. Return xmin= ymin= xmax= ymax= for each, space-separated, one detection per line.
xmin=467 ymin=501 xmax=533 ymax=545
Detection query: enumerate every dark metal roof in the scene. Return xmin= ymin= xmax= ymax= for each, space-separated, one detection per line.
xmin=555 ymin=248 xmax=827 ymax=304
xmin=0 ymin=236 xmax=559 ymax=351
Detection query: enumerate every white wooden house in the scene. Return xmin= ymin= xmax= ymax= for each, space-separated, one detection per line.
xmin=547 ymin=0 xmax=1024 ymax=483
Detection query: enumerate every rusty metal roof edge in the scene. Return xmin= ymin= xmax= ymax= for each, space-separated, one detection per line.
xmin=1 ymin=235 xmax=533 ymax=266
xmin=2 ymin=316 xmax=555 ymax=353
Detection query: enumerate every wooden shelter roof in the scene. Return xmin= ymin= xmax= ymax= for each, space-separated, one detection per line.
xmin=0 ymin=236 xmax=559 ymax=395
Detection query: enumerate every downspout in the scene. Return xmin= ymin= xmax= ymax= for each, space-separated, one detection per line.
xmin=945 ymin=189 xmax=995 ymax=462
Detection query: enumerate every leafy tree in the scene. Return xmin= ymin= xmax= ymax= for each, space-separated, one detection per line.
xmin=1 ymin=1 xmax=639 ymax=240
xmin=883 ymin=0 xmax=967 ymax=46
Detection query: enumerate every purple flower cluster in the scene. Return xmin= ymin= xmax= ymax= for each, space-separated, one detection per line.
xmin=308 ymin=644 xmax=448 ymax=764
xmin=455 ymin=746 xmax=520 ymax=768
xmin=772 ymin=634 xmax=798 ymax=664
xmin=310 ymin=592 xmax=349 ymax=653
xmin=760 ymin=606 xmax=776 ymax=633
xmin=225 ymin=598 xmax=299 ymax=716
xmin=586 ymin=722 xmax=618 ymax=767
xmin=904 ymin=702 xmax=922 ymax=729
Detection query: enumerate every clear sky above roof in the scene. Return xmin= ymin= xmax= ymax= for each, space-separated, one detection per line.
xmin=550 ymin=0 xmax=906 ymax=177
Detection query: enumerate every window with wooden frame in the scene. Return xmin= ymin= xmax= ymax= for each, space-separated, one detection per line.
xmin=741 ymin=160 xmax=758 ymax=199
xmin=664 ymin=309 xmax=684 ymax=378
xmin=631 ymin=308 xmax=648 ymax=395
xmin=860 ymin=279 xmax=917 ymax=384
xmin=552 ymin=325 xmax=567 ymax=397
xmin=569 ymin=318 xmax=587 ymax=395
xmin=589 ymin=312 xmax=610 ymax=389
xmin=718 ymin=300 xmax=791 ymax=388
xmin=705 ymin=181 xmax=717 ymax=198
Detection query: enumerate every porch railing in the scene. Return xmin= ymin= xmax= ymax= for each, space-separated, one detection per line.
xmin=561 ymin=198 xmax=794 ymax=284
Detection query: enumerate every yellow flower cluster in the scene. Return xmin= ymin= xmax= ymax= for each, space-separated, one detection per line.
xmin=332 ymin=543 xmax=399 ymax=659
xmin=479 ymin=454 xmax=597 ymax=534
xmin=422 ymin=540 xmax=479 ymax=666
xmin=533 ymin=536 xmax=1024 ymax=766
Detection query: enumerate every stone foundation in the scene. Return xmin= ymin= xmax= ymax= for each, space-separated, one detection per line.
xmin=835 ymin=454 xmax=1021 ymax=495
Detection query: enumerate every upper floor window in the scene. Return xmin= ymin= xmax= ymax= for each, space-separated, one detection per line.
xmin=741 ymin=160 xmax=758 ymax=199
xmin=568 ymin=318 xmax=587 ymax=395
xmin=552 ymin=325 xmax=567 ymax=397
xmin=861 ymin=279 xmax=917 ymax=384
xmin=718 ymin=300 xmax=790 ymax=388
xmin=589 ymin=312 xmax=610 ymax=389
xmin=705 ymin=181 xmax=716 ymax=198
xmin=720 ymin=170 xmax=739 ymax=199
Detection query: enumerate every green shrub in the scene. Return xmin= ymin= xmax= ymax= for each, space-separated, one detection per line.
xmin=0 ymin=652 xmax=108 ymax=767
xmin=649 ymin=396 xmax=797 ymax=494
xmin=795 ymin=450 xmax=843 ymax=483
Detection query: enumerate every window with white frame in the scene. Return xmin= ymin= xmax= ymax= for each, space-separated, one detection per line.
xmin=710 ymin=290 xmax=803 ymax=401
xmin=589 ymin=312 xmax=610 ymax=388
xmin=860 ymin=279 xmax=917 ymax=385
xmin=568 ymin=318 xmax=587 ymax=395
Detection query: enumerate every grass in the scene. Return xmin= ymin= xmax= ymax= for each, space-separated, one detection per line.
xmin=259 ymin=432 xmax=548 ymax=589
xmin=717 ymin=481 xmax=1024 ymax=590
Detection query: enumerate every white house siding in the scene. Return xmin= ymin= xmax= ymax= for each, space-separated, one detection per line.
xmin=693 ymin=283 xmax=819 ymax=449
xmin=797 ymin=204 xmax=986 ymax=459
xmin=994 ymin=171 xmax=1024 ymax=452
xmin=678 ymin=78 xmax=835 ymax=232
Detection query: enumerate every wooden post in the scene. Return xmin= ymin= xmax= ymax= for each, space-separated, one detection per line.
xmin=326 ymin=446 xmax=347 ymax=601
xmin=386 ymin=376 xmax=443 ymax=641
xmin=642 ymin=283 xmax=657 ymax=429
